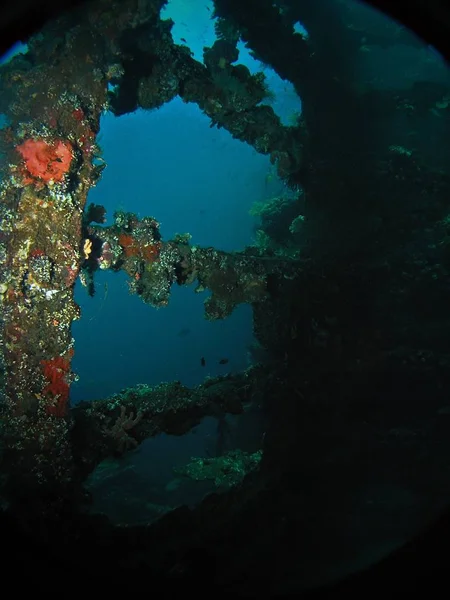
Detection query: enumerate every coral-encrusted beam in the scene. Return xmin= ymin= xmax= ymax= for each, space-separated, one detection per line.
xmin=0 ymin=77 xmax=106 ymax=497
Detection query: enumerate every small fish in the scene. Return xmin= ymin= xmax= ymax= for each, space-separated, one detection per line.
xmin=201 ymin=357 xmax=206 ymax=367
xmin=218 ymin=358 xmax=229 ymax=365
xmin=180 ymin=37 xmax=187 ymax=43
xmin=177 ymin=328 xmax=191 ymax=338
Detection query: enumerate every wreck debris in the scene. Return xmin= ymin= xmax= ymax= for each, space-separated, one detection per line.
xmin=70 ymin=367 xmax=260 ymax=483
xmin=84 ymin=210 xmax=302 ymax=317
xmin=174 ymin=448 xmax=263 ymax=489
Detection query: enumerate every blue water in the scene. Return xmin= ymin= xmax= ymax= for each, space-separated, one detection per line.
xmin=71 ymin=0 xmax=301 ymax=403
xmin=71 ymin=103 xmax=276 ymax=402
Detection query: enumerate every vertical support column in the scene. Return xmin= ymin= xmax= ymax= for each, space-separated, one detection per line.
xmin=0 ymin=80 xmax=105 ymax=500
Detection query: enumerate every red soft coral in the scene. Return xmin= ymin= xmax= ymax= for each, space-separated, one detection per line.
xmin=16 ymin=138 xmax=73 ymax=185
xmin=41 ymin=356 xmax=71 ymax=417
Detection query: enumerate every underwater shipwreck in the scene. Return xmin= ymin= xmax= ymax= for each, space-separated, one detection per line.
xmin=0 ymin=0 xmax=450 ymax=592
